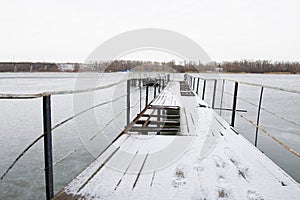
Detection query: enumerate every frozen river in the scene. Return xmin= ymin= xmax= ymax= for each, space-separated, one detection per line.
xmin=0 ymin=72 xmax=299 ymax=199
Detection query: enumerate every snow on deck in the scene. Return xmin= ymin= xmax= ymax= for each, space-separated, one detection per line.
xmin=54 ymin=77 xmax=300 ymax=200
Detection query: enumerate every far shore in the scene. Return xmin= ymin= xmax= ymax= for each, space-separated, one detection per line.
xmin=0 ymin=71 xmax=299 ymax=75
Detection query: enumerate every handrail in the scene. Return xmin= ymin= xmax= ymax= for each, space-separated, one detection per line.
xmin=225 ymin=79 xmax=300 ymax=95
xmin=238 ymin=96 xmax=300 ymax=127
xmin=240 ymin=114 xmax=300 ymax=158
xmin=185 ymin=73 xmax=300 ymax=158
xmin=0 ymin=88 xmax=139 ymax=180
xmin=0 ymin=74 xmax=170 ymax=199
xmin=189 ymin=74 xmax=300 ymax=127
xmin=0 ymin=79 xmax=127 ymax=99
xmin=190 ymin=75 xmax=300 ymax=95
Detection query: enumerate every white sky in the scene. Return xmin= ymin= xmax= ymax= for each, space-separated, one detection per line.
xmin=0 ymin=0 xmax=299 ymax=63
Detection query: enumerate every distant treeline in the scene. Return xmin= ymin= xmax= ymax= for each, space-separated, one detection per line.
xmin=1 ymin=60 xmax=299 ymax=73
xmin=221 ymin=60 xmax=300 ymax=74
xmin=87 ymin=60 xmax=300 ymax=73
xmin=0 ymin=62 xmax=80 ymax=72
xmin=87 ymin=60 xmax=216 ymax=72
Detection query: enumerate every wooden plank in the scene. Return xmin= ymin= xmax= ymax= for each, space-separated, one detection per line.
xmin=150 ymin=105 xmax=180 ymax=110
xmin=141 ymin=114 xmax=180 ymax=118
xmin=136 ymin=120 xmax=180 ymax=126
xmin=129 ymin=127 xmax=180 ymax=132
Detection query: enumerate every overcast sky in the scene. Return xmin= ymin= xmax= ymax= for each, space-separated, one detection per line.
xmin=0 ymin=0 xmax=299 ymax=63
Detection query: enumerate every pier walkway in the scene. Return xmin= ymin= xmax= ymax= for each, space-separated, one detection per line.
xmin=54 ymin=76 xmax=300 ymax=200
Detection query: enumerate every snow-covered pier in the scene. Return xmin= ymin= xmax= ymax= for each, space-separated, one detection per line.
xmin=53 ymin=75 xmax=300 ymax=200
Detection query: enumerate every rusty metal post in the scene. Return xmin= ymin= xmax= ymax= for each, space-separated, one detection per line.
xmin=193 ymin=77 xmax=196 ymax=90
xmin=212 ymin=79 xmax=217 ymax=109
xmin=196 ymin=78 xmax=200 ymax=94
xmin=255 ymin=87 xmax=264 ymax=147
xmin=231 ymin=82 xmax=239 ymax=127
xmin=127 ymin=79 xmax=131 ymax=125
xmin=43 ymin=95 xmax=54 ymax=200
xmin=219 ymin=79 xmax=225 ymax=115
xmin=139 ymin=78 xmax=142 ymax=112
xmin=158 ymin=79 xmax=161 ymax=93
xmin=145 ymin=85 xmax=149 ymax=106
xmin=202 ymin=80 xmax=206 ymax=100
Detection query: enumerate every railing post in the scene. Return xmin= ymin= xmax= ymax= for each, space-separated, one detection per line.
xmin=145 ymin=85 xmax=149 ymax=106
xmin=43 ymin=95 xmax=54 ymax=200
xmin=212 ymin=79 xmax=217 ymax=109
xmin=196 ymin=78 xmax=200 ymax=94
xmin=231 ymin=82 xmax=239 ymax=127
xmin=202 ymin=80 xmax=206 ymax=100
xmin=158 ymin=78 xmax=161 ymax=93
xmin=154 ymin=84 xmax=157 ymax=98
xmin=127 ymin=79 xmax=130 ymax=125
xmin=193 ymin=77 xmax=196 ymax=91
xmin=219 ymin=79 xmax=225 ymax=115
xmin=139 ymin=78 xmax=142 ymax=112
xmin=255 ymin=87 xmax=264 ymax=147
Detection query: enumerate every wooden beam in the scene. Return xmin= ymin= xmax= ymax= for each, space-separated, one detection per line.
xmin=129 ymin=127 xmax=180 ymax=132
xmin=141 ymin=114 xmax=180 ymax=119
xmin=136 ymin=120 xmax=180 ymax=126
xmin=149 ymin=105 xmax=180 ymax=110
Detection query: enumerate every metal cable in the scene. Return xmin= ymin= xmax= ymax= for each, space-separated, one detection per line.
xmin=54 ymin=91 xmax=153 ymax=165
xmin=188 ymin=75 xmax=300 ymax=95
xmin=239 ymin=114 xmax=300 ymax=158
xmin=54 ymin=89 xmax=153 ymax=165
xmin=260 ymin=107 xmax=300 ymax=128
xmin=238 ymin=96 xmax=300 ymax=127
xmin=0 ymin=79 xmax=128 ymax=98
xmin=88 ymin=107 xmax=127 ymax=142
xmin=130 ymin=96 xmax=144 ymax=108
xmin=0 ymin=88 xmax=138 ymax=180
xmin=54 ymin=107 xmax=127 ymax=166
xmin=238 ymin=96 xmax=259 ymax=108
xmin=225 ymin=79 xmax=300 ymax=95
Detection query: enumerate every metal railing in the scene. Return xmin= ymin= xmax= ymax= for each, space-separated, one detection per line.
xmin=185 ymin=74 xmax=300 ymax=158
xmin=0 ymin=74 xmax=170 ymax=200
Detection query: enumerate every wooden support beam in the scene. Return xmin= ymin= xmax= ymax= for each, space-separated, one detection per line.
xmin=150 ymin=105 xmax=180 ymax=110
xmin=136 ymin=120 xmax=180 ymax=126
xmin=129 ymin=127 xmax=180 ymax=132
xmin=141 ymin=114 xmax=180 ymax=119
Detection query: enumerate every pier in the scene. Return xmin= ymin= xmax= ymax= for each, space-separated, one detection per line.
xmin=52 ymin=75 xmax=300 ymax=199
xmin=1 ymin=73 xmax=300 ymax=199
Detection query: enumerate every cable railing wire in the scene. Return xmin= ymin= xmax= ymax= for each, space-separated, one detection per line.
xmin=238 ymin=96 xmax=300 ymax=127
xmin=225 ymin=79 xmax=300 ymax=95
xmin=188 ymin=74 xmax=300 ymax=157
xmin=239 ymin=114 xmax=300 ymax=158
xmin=130 ymin=95 xmax=146 ymax=109
xmin=54 ymin=107 xmax=128 ymax=166
xmin=54 ymin=90 xmax=149 ymax=166
xmin=190 ymin=76 xmax=300 ymax=95
xmin=0 ymin=87 xmax=139 ymax=180
xmin=238 ymin=96 xmax=259 ymax=108
xmin=260 ymin=107 xmax=300 ymax=128
xmin=0 ymin=79 xmax=128 ymax=99
xmin=88 ymin=107 xmax=127 ymax=142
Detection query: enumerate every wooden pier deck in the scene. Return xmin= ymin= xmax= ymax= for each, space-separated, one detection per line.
xmin=53 ymin=76 xmax=300 ymax=200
